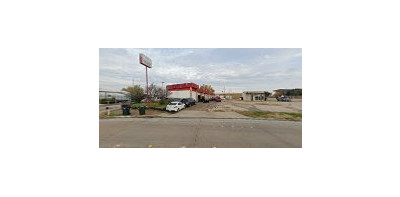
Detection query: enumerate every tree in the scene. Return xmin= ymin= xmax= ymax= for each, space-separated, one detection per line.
xmin=199 ymin=84 xmax=215 ymax=93
xmin=122 ymin=85 xmax=145 ymax=103
xmin=147 ymin=83 xmax=166 ymax=99
xmin=274 ymin=91 xmax=283 ymax=98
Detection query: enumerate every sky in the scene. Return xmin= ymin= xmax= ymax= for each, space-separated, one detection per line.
xmin=99 ymin=48 xmax=302 ymax=93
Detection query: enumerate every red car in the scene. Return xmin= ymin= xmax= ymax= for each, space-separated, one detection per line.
xmin=215 ymin=96 xmax=222 ymax=102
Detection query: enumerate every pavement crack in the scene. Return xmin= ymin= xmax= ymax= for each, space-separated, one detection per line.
xmin=192 ymin=119 xmax=201 ymax=148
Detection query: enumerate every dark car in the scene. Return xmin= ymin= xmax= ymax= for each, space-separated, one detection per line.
xmin=215 ymin=96 xmax=222 ymax=102
xmin=187 ymin=98 xmax=196 ymax=106
xmin=179 ymin=98 xmax=190 ymax=107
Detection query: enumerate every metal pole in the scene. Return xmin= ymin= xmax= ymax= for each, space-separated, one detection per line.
xmin=146 ymin=66 xmax=149 ymax=103
xmin=161 ymin=82 xmax=165 ymax=99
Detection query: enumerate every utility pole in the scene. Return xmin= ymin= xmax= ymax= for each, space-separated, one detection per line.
xmin=161 ymin=81 xmax=165 ymax=99
xmin=223 ymin=81 xmax=226 ymax=98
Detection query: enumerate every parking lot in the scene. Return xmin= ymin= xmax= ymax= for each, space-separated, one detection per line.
xmin=99 ymin=99 xmax=302 ymax=119
xmin=184 ymin=101 xmax=219 ymax=111
xmin=212 ymin=99 xmax=302 ymax=113
xmin=171 ymin=98 xmax=302 ymax=114
xmin=162 ymin=98 xmax=302 ymax=118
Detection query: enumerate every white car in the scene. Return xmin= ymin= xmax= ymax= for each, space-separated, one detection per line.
xmin=166 ymin=102 xmax=185 ymax=112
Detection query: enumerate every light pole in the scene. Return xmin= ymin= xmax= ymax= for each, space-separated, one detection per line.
xmin=161 ymin=81 xmax=165 ymax=99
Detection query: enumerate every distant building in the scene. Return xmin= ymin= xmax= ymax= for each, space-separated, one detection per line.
xmin=215 ymin=93 xmax=242 ymax=100
xmin=99 ymin=90 xmax=131 ymax=103
xmin=242 ymin=91 xmax=271 ymax=101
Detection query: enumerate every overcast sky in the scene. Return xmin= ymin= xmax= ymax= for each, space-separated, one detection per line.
xmin=99 ymin=48 xmax=302 ymax=93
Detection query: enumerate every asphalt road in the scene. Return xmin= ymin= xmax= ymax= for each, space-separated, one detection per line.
xmin=99 ymin=118 xmax=302 ymax=148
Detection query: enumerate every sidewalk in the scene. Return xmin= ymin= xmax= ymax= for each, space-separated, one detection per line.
xmin=109 ymin=111 xmax=250 ymax=119
xmin=159 ymin=111 xmax=249 ymax=119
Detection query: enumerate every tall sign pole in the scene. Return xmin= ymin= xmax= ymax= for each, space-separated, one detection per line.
xmin=145 ymin=66 xmax=149 ymax=102
xmin=139 ymin=53 xmax=152 ymax=103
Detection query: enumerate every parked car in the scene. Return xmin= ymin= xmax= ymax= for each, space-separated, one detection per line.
xmin=187 ymin=98 xmax=196 ymax=106
xmin=215 ymin=96 xmax=222 ymax=102
xmin=166 ymin=102 xmax=185 ymax=112
xmin=177 ymin=98 xmax=190 ymax=107
xmin=276 ymin=95 xmax=291 ymax=102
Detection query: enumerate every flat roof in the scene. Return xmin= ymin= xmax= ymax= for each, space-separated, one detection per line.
xmin=243 ymin=91 xmax=269 ymax=94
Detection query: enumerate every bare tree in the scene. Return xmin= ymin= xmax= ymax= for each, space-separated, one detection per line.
xmin=148 ymin=83 xmax=165 ymax=99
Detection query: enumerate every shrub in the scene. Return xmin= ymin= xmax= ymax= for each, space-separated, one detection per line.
xmin=100 ymin=98 xmax=116 ymax=104
xmin=159 ymin=99 xmax=168 ymax=105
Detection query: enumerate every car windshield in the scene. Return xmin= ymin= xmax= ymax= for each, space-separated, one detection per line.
xmin=169 ymin=102 xmax=178 ymax=105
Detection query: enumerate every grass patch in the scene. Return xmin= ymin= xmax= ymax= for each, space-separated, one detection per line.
xmin=236 ymin=111 xmax=302 ymax=121
xmin=131 ymin=102 xmax=167 ymax=110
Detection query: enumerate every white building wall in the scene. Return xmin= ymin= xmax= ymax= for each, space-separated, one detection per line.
xmin=242 ymin=93 xmax=266 ymax=101
xmin=168 ymin=90 xmax=199 ymax=101
xmin=242 ymin=93 xmax=252 ymax=101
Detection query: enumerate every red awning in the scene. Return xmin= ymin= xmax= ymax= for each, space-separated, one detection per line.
xmin=167 ymin=83 xmax=199 ymax=91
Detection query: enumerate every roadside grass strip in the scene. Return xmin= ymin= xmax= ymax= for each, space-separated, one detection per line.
xmin=131 ymin=102 xmax=167 ymax=110
xmin=99 ymin=110 xmax=121 ymax=119
xmin=236 ymin=111 xmax=302 ymax=121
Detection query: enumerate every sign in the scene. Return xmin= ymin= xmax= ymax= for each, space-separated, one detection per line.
xmin=139 ymin=53 xmax=152 ymax=68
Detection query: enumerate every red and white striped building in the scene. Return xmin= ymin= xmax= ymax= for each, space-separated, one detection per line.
xmin=166 ymin=83 xmax=215 ymax=102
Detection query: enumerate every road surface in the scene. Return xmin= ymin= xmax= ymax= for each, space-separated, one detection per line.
xmin=99 ymin=118 xmax=302 ymax=148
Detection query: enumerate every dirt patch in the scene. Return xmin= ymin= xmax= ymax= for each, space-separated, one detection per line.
xmin=254 ymin=102 xmax=280 ymax=106
xmin=228 ymin=99 xmax=302 ymax=113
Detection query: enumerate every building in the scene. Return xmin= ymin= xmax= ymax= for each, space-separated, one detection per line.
xmin=99 ymin=90 xmax=131 ymax=103
xmin=216 ymin=93 xmax=242 ymax=100
xmin=167 ymin=83 xmax=215 ymax=102
xmin=242 ymin=91 xmax=271 ymax=101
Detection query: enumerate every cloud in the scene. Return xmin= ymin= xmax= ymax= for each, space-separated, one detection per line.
xmin=99 ymin=48 xmax=302 ymax=92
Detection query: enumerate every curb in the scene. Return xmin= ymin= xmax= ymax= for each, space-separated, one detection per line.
xmin=107 ymin=116 xmax=299 ymax=121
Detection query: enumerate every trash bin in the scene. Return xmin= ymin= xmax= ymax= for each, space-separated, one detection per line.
xmin=138 ymin=106 xmax=146 ymax=115
xmin=122 ymin=104 xmax=131 ymax=115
